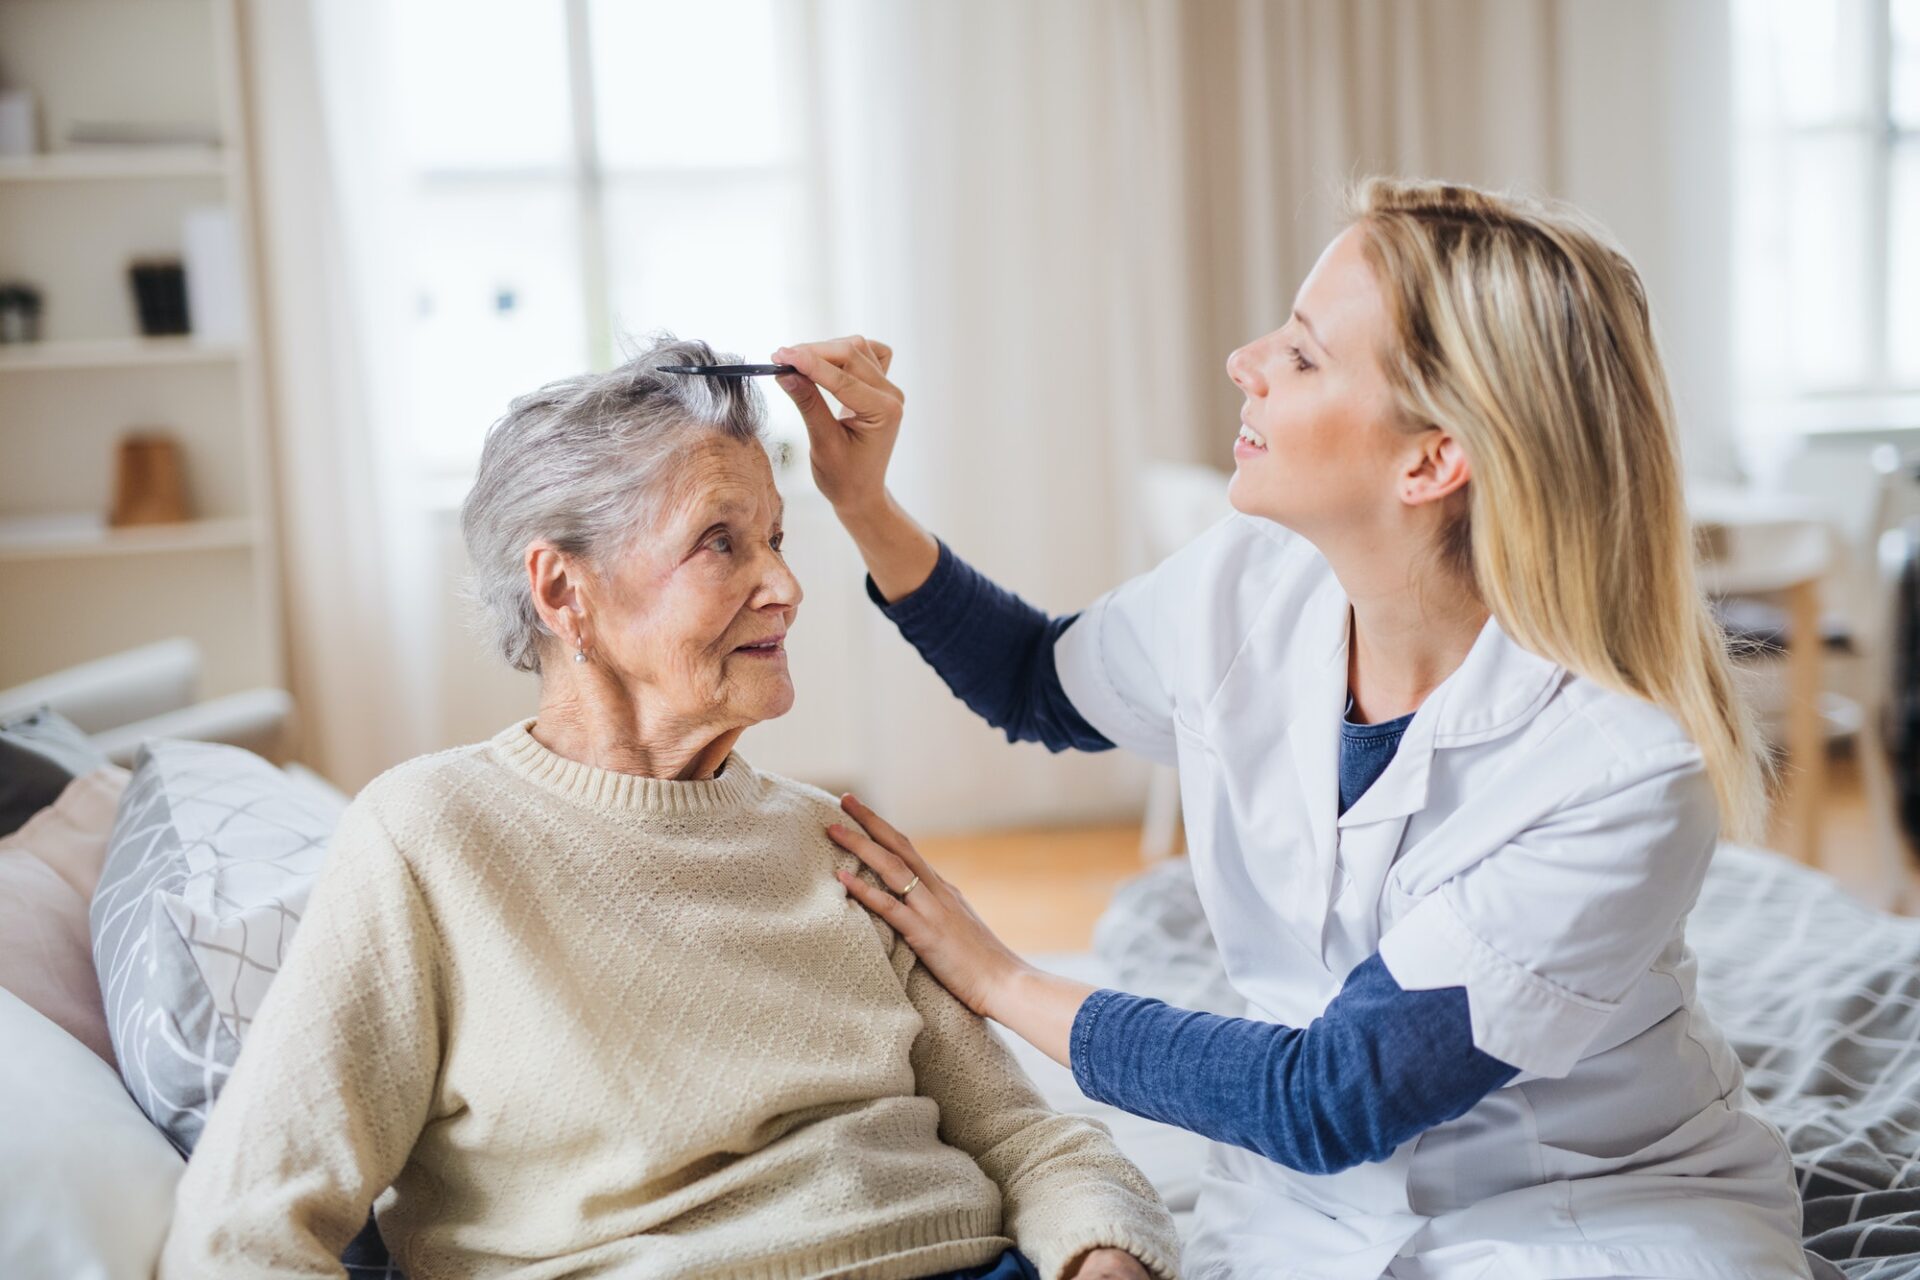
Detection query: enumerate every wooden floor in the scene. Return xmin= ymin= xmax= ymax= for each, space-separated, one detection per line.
xmin=1772 ymin=745 xmax=1920 ymax=911
xmin=928 ymin=745 xmax=1918 ymax=955
xmin=914 ymin=824 xmax=1149 ymax=954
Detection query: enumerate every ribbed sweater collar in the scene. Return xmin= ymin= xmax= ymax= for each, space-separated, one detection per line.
xmin=488 ymin=717 xmax=762 ymax=815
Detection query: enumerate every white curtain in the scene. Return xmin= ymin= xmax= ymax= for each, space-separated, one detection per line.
xmin=804 ymin=0 xmax=1195 ymax=828
xmin=244 ymin=0 xmax=429 ymax=793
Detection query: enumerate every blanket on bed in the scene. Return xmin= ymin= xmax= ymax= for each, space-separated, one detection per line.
xmin=1693 ymin=846 xmax=1920 ymax=1278
xmin=1094 ymin=844 xmax=1920 ymax=1279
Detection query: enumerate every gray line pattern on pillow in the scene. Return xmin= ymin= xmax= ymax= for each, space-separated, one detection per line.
xmin=90 ymin=739 xmax=345 ymax=1153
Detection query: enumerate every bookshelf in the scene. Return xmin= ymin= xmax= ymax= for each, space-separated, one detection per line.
xmin=0 ymin=0 xmax=283 ymax=698
xmin=0 ymin=148 xmax=231 ymax=183
xmin=0 ymin=335 xmax=242 ymax=371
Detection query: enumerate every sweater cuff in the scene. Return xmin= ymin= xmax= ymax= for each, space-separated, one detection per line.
xmin=1026 ymin=1219 xmax=1183 ymax=1280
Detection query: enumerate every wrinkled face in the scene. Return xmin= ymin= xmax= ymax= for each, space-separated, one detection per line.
xmin=1224 ymin=225 xmax=1410 ymax=542
xmin=585 ymin=435 xmax=801 ymax=731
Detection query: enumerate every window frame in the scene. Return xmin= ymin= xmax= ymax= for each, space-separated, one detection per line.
xmin=404 ymin=0 xmax=822 ymax=481
xmin=1761 ymin=1 xmax=1916 ymax=408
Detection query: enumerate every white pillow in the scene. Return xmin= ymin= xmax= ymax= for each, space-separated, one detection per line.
xmin=0 ymin=987 xmax=184 ymax=1280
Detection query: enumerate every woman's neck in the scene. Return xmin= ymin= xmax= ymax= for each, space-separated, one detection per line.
xmin=1338 ymin=560 xmax=1490 ymax=725
xmin=531 ymin=678 xmax=743 ymax=781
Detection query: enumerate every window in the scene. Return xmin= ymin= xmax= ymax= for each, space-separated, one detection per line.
xmin=385 ymin=0 xmax=818 ymax=473
xmin=1733 ymin=0 xmax=1920 ymax=422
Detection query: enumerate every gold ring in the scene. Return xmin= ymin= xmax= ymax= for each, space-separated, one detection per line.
xmin=899 ymin=875 xmax=921 ymax=897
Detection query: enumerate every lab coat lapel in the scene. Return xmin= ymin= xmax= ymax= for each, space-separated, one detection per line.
xmin=1321 ymin=616 xmax=1560 ymax=968
xmin=1335 ymin=613 xmax=1561 ymax=831
xmin=1325 ymin=712 xmax=1434 ymax=967
xmin=1336 ymin=713 xmax=1436 ymax=828
xmin=1282 ymin=580 xmax=1350 ymax=941
xmin=1427 ymin=615 xmax=1564 ymax=749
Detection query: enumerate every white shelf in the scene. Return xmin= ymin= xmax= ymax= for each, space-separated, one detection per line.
xmin=0 ymin=337 xmax=243 ymax=372
xmin=0 ymin=150 xmax=229 ymax=184
xmin=0 ymin=0 xmax=287 ymax=698
xmin=0 ymin=513 xmax=255 ymax=562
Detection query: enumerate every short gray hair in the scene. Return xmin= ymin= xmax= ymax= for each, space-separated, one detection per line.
xmin=460 ymin=334 xmax=767 ymax=674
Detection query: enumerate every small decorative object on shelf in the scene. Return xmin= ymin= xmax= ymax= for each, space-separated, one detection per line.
xmin=128 ymin=259 xmax=190 ymax=336
xmin=0 ymin=90 xmax=35 ymax=157
xmin=0 ymin=285 xmax=42 ymax=343
xmin=182 ymin=208 xmax=245 ymax=344
xmin=108 ymin=431 xmax=191 ymax=527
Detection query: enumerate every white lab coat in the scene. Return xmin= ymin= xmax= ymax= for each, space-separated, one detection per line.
xmin=1053 ymin=514 xmax=1810 ymax=1280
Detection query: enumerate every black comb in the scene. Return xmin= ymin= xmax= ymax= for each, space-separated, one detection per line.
xmin=658 ymin=363 xmax=798 ymax=378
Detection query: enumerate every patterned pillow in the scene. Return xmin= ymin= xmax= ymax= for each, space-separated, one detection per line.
xmin=89 ymin=738 xmax=346 ymax=1152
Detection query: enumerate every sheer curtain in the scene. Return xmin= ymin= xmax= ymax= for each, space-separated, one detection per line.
xmin=803 ymin=1 xmax=1194 ymax=827
xmin=244 ymin=0 xmax=427 ymax=792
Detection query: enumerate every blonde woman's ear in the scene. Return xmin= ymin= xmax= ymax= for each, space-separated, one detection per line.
xmin=1400 ymin=430 xmax=1471 ymax=506
xmin=1430 ymin=433 xmax=1471 ymax=496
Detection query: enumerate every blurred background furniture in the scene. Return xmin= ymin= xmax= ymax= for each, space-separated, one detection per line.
xmin=0 ymin=0 xmax=285 ymax=704
xmin=1690 ymin=482 xmax=1840 ymax=867
xmin=0 ymin=637 xmax=295 ymax=770
xmin=1861 ymin=446 xmax=1920 ymax=911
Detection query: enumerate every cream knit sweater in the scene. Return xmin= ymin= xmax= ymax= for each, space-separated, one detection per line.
xmin=158 ymin=718 xmax=1179 ymax=1280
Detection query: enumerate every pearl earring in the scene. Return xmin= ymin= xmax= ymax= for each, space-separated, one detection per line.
xmin=574 ymin=644 xmax=587 ymax=664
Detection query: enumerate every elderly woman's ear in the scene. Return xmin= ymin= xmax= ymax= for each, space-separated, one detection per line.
xmin=525 ymin=540 xmax=593 ymax=663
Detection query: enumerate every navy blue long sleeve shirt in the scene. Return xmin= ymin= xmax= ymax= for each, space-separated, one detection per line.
xmin=869 ymin=541 xmax=1519 ymax=1174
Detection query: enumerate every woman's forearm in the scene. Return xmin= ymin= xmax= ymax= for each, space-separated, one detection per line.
xmin=860 ymin=538 xmax=1115 ymax=753
xmin=986 ymin=965 xmax=1098 ymax=1068
xmin=1067 ymin=955 xmax=1519 ymax=1176
xmin=835 ymin=491 xmax=941 ymax=603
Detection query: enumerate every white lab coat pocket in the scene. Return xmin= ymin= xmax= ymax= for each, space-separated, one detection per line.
xmin=1382 ymin=872 xmax=1423 ymax=933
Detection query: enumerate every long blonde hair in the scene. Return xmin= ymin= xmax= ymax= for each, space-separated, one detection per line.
xmin=1348 ymin=177 xmax=1767 ymax=841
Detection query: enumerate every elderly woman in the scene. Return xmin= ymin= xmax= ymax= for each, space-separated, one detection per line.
xmin=157 ymin=338 xmax=1178 ymax=1280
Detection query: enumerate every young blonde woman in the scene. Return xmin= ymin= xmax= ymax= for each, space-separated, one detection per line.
xmin=773 ymin=178 xmax=1814 ymax=1280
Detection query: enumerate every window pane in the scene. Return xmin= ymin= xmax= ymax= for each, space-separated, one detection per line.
xmin=394 ymin=0 xmax=572 ymax=171
xmin=1782 ymin=133 xmax=1878 ymax=389
xmin=1896 ymin=0 xmax=1920 ymax=128
xmin=1892 ymin=142 xmax=1920 ymax=384
xmin=404 ymin=181 xmax=589 ymax=465
xmin=1735 ymin=0 xmax=1880 ymax=126
xmin=589 ymin=0 xmax=791 ymax=169
xmin=602 ymin=174 xmax=808 ymax=429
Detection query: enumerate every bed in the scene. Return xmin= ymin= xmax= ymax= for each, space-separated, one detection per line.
xmin=1002 ymin=845 xmax=1920 ymax=1279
